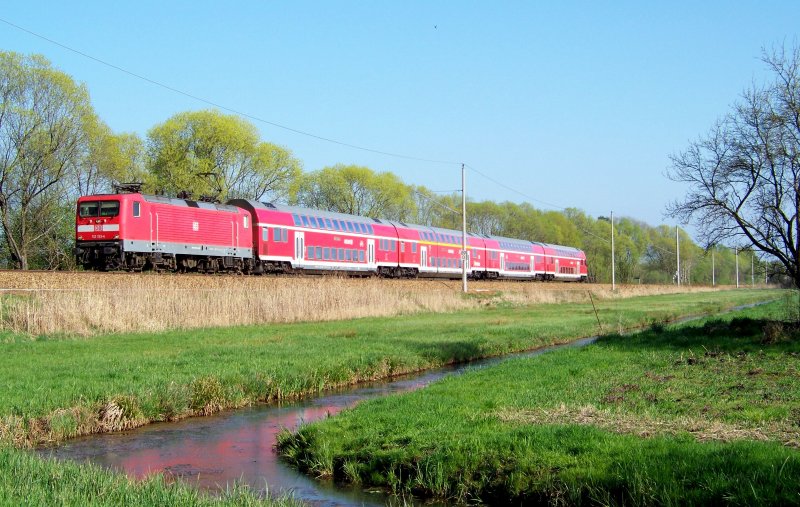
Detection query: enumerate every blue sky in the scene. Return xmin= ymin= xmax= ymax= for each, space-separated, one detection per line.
xmin=2 ymin=2 xmax=799 ymax=235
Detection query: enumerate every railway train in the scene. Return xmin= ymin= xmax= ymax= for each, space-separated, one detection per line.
xmin=74 ymin=189 xmax=589 ymax=281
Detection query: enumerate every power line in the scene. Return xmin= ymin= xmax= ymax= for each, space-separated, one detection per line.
xmin=3 ymin=16 xmax=682 ymax=260
xmin=0 ymin=17 xmax=461 ymax=166
xmin=464 ymin=164 xmax=569 ymax=211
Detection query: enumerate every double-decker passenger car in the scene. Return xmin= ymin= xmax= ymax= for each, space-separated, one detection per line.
xmin=76 ymin=190 xmax=588 ymax=282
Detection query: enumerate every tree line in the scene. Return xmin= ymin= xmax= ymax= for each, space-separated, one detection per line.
xmin=0 ymin=50 xmax=775 ymax=284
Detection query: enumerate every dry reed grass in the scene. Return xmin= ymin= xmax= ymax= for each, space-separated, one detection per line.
xmin=496 ymin=404 xmax=800 ymax=447
xmin=0 ymin=271 xmax=726 ymax=337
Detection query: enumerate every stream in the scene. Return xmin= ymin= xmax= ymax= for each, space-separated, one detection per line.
xmin=40 ymin=337 xmax=596 ymax=506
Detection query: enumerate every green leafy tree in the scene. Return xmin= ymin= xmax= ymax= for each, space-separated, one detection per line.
xmin=291 ymin=164 xmax=416 ymax=221
xmin=74 ymin=124 xmax=145 ymax=197
xmin=0 ymin=52 xmax=98 ymax=269
xmin=147 ymin=110 xmax=301 ymax=201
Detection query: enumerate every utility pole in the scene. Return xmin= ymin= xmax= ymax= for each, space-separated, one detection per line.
xmin=735 ymin=248 xmax=739 ymax=288
xmin=611 ymin=210 xmax=615 ymax=290
xmin=676 ymin=226 xmax=680 ymax=286
xmin=711 ymin=248 xmax=715 ymax=287
xmin=461 ymin=163 xmax=468 ymax=294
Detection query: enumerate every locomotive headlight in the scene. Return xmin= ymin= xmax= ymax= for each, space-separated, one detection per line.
xmin=114 ymin=235 xmax=119 ymax=239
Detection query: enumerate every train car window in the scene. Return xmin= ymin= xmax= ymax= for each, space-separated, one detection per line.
xmin=323 ymin=247 xmax=330 ymax=260
xmin=133 ymin=201 xmax=141 ymax=217
xmin=358 ymin=223 xmax=366 ymax=233
xmin=344 ymin=221 xmax=353 ymax=232
xmin=316 ymin=246 xmax=322 ymax=259
xmin=412 ymin=243 xmax=417 ymax=253
xmin=324 ymin=218 xmax=333 ymax=229
xmin=345 ymin=250 xmax=352 ymax=261
xmin=338 ymin=248 xmax=345 ymax=260
xmin=359 ymin=251 xmax=364 ymax=262
xmin=307 ymin=246 xmax=315 ymax=259
xmin=273 ymin=228 xmax=281 ymax=242
xmin=262 ymin=227 xmax=268 ymax=241
xmin=390 ymin=241 xmax=396 ymax=251
xmin=400 ymin=242 xmax=405 ymax=253
xmin=301 ymin=215 xmax=310 ymax=227
xmin=243 ymin=215 xmax=249 ymax=229
xmin=293 ymin=214 xmax=302 ymax=226
xmin=309 ymin=217 xmax=319 ymax=228
xmin=281 ymin=228 xmax=289 ymax=242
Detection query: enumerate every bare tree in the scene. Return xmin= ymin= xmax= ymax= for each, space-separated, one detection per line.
xmin=667 ymin=45 xmax=800 ymax=287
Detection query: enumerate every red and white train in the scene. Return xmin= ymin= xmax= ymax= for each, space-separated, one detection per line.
xmin=75 ymin=191 xmax=588 ymax=281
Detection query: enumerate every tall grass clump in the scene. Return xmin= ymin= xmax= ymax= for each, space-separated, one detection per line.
xmin=0 ymin=445 xmax=301 ymax=506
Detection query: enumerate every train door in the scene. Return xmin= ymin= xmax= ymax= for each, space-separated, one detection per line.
xmin=367 ymin=239 xmax=375 ymax=265
xmin=150 ymin=212 xmax=161 ymax=252
xmin=555 ymin=258 xmax=560 ymax=275
xmin=260 ymin=227 xmax=269 ymax=256
xmin=500 ymin=253 xmax=505 ymax=272
xmin=294 ymin=232 xmax=305 ymax=264
xmin=421 ymin=246 xmax=428 ymax=269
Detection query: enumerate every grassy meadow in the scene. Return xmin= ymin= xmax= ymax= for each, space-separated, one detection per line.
xmin=0 ymin=281 xmax=785 ymax=506
xmin=277 ymin=299 xmax=800 ymax=505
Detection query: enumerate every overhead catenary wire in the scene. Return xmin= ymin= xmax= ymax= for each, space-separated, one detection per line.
xmin=4 ymin=17 xmax=685 ymax=263
xmin=0 ymin=17 xmax=460 ymax=166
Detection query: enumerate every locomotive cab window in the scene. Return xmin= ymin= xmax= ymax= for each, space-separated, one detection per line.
xmin=79 ymin=200 xmax=120 ymax=218
xmin=133 ymin=201 xmax=140 ymax=217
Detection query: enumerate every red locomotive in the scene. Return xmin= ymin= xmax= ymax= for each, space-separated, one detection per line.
xmin=76 ymin=190 xmax=588 ymax=281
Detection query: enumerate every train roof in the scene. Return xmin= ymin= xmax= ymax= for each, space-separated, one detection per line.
xmin=230 ymin=200 xmax=482 ymax=237
xmin=80 ymin=193 xmax=242 ymax=213
xmin=534 ymin=242 xmax=585 ymax=257
xmin=227 ymin=200 xmax=584 ymax=254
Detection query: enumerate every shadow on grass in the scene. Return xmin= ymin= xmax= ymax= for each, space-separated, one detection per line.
xmin=597 ymin=316 xmax=800 ymax=354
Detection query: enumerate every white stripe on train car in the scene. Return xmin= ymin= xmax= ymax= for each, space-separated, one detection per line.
xmin=76 ymin=224 xmax=120 ymax=232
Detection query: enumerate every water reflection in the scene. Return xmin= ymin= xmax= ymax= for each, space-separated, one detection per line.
xmin=41 ymin=339 xmax=595 ymax=506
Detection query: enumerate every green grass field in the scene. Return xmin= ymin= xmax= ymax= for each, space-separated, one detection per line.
xmin=0 ymin=288 xmax=786 ymax=505
xmin=1 ymin=289 xmax=778 ymax=446
xmin=277 ymin=298 xmax=800 ymax=505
